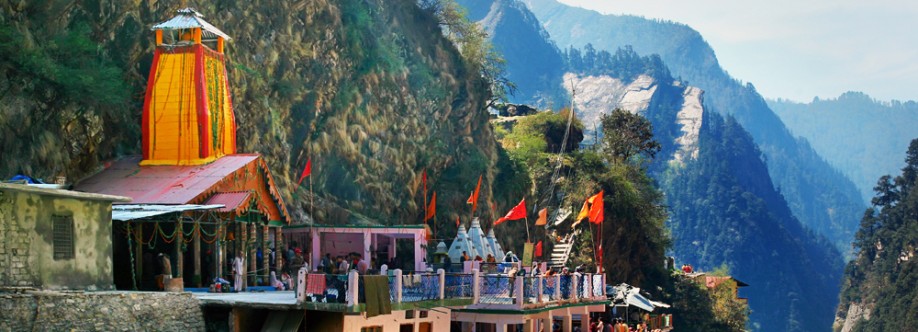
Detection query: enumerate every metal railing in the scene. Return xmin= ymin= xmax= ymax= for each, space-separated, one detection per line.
xmin=296 ymin=268 xmax=606 ymax=311
xmin=478 ymin=274 xmax=513 ymax=304
xmin=444 ymin=273 xmax=473 ymax=299
xmin=401 ymin=273 xmax=439 ymax=302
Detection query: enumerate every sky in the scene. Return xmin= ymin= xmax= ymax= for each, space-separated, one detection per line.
xmin=556 ymin=0 xmax=918 ymax=102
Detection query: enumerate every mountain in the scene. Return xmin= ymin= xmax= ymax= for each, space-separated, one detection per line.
xmin=524 ymin=0 xmax=865 ymax=257
xmin=769 ymin=92 xmax=918 ymax=202
xmin=0 ymin=0 xmax=517 ymax=226
xmin=560 ymin=48 xmax=842 ymax=332
xmin=836 ymin=140 xmax=918 ymax=331
xmin=454 ymin=0 xmax=567 ymax=107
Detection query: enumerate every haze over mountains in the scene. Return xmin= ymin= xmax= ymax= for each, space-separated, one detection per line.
xmin=770 ymin=92 xmax=918 ymax=202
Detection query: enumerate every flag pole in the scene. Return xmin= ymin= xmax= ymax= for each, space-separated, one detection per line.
xmin=524 ymin=216 xmax=531 ymax=243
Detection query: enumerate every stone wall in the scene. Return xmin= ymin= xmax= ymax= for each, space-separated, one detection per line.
xmin=0 ymin=291 xmax=204 ymax=331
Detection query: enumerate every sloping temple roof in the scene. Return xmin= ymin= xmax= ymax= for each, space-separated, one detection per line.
xmin=151 ymin=8 xmax=232 ymax=41
xmin=74 ymin=155 xmax=289 ymax=222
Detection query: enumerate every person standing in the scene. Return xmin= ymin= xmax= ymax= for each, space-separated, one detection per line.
xmin=233 ymin=252 xmax=245 ymax=292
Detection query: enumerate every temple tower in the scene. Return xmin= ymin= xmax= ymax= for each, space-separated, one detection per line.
xmin=141 ymin=8 xmax=236 ymax=165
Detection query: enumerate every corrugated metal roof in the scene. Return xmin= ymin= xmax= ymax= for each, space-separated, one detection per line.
xmin=112 ymin=204 xmax=224 ymax=221
xmin=0 ymin=183 xmax=131 ymax=202
xmin=204 ymin=192 xmax=252 ymax=214
xmin=151 ymin=8 xmax=232 ymax=41
xmin=74 ymin=155 xmax=259 ymax=205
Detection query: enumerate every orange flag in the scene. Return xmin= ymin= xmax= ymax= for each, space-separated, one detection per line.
xmin=425 ymin=192 xmax=437 ymax=221
xmin=296 ymin=158 xmax=312 ymax=186
xmin=535 ymin=208 xmax=548 ymax=226
xmin=456 ymin=216 xmax=461 ymax=228
xmin=588 ymin=190 xmax=604 ymax=224
xmin=495 ymin=199 xmax=527 ymax=226
xmin=575 ymin=200 xmax=590 ymax=223
xmin=467 ymin=175 xmax=482 ymax=213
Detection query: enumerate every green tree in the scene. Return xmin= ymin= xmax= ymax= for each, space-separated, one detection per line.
xmin=599 ymin=109 xmax=661 ymax=164
xmin=421 ymin=0 xmax=515 ymax=107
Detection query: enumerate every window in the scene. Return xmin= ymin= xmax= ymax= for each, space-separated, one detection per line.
xmin=361 ymin=327 xmax=382 ymax=332
xmin=405 ymin=310 xmax=415 ymax=319
xmin=52 ymin=215 xmax=74 ymax=260
xmin=419 ymin=310 xmax=428 ymax=318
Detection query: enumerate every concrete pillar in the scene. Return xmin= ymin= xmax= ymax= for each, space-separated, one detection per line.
xmin=562 ymin=309 xmax=572 ymax=332
xmin=363 ymin=231 xmax=372 ymax=267
xmin=414 ymin=232 xmax=425 ymax=271
xmin=249 ymin=222 xmax=256 ymax=284
xmin=193 ymin=221 xmax=201 ymax=287
xmin=240 ymin=222 xmax=248 ymax=289
xmin=275 ymin=227 xmax=284 ymax=272
xmin=394 ymin=269 xmax=403 ymax=303
xmin=523 ymin=319 xmax=533 ymax=332
xmin=580 ymin=308 xmax=591 ymax=332
xmin=311 ymin=228 xmax=321 ymax=271
xmin=297 ymin=266 xmax=307 ymax=303
xmin=216 ymin=221 xmax=224 ymax=281
xmin=132 ymin=223 xmax=143 ymax=286
xmin=515 ymin=275 xmax=524 ymax=307
xmin=175 ymin=219 xmax=184 ymax=278
xmin=542 ymin=314 xmax=553 ymax=332
xmin=554 ymin=275 xmax=561 ymax=300
xmin=497 ymin=323 xmax=508 ymax=332
xmin=347 ymin=270 xmax=359 ymax=306
xmin=262 ymin=224 xmax=269 ymax=280
xmin=438 ymin=268 xmax=446 ymax=300
xmin=472 ymin=269 xmax=480 ymax=304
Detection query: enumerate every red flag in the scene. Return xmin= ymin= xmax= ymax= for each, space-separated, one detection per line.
xmin=456 ymin=216 xmax=461 ymax=228
xmin=588 ymin=190 xmax=604 ymax=224
xmin=425 ymin=192 xmax=437 ymax=221
xmin=494 ymin=199 xmax=527 ymax=226
xmin=535 ymin=241 xmax=543 ymax=257
xmin=297 ymin=158 xmax=312 ymax=186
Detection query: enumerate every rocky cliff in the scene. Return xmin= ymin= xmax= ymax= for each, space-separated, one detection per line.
xmin=0 ymin=0 xmax=510 ymax=225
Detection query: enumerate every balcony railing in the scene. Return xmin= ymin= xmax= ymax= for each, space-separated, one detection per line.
xmin=296 ymin=268 xmax=607 ymax=311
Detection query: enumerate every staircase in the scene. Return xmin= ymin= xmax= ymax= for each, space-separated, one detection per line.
xmin=549 ymin=230 xmax=579 ymax=268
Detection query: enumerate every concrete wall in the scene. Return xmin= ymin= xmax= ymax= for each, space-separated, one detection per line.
xmin=342 ymin=309 xmax=451 ymax=331
xmin=0 ymin=291 xmax=204 ymax=331
xmin=0 ymin=189 xmax=113 ymax=290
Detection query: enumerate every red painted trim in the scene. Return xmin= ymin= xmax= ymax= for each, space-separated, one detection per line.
xmin=193 ymin=44 xmax=212 ymax=159
xmin=141 ymin=48 xmax=163 ymax=160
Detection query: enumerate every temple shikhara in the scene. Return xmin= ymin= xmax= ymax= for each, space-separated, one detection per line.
xmin=75 ymin=8 xmax=290 ymax=293
xmin=0 ymin=8 xmax=688 ymax=332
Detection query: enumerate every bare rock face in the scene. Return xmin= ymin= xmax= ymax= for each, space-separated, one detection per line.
xmin=563 ymin=72 xmax=702 ymax=164
xmin=835 ymin=302 xmax=871 ymax=332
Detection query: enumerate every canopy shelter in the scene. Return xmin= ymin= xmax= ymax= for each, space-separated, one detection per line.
xmin=75 ymin=155 xmax=290 ymax=291
xmin=609 ymin=283 xmax=655 ymax=312
xmin=284 ymin=224 xmax=429 ymax=273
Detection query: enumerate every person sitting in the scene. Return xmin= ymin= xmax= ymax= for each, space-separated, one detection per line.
xmin=474 ymin=255 xmax=483 ymax=262
xmin=486 ymin=254 xmax=496 ymax=263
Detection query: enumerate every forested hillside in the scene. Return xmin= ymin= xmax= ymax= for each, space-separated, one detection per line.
xmin=770 ymin=92 xmax=918 ymax=202
xmin=524 ymin=0 xmax=865 ymax=257
xmin=836 ymin=140 xmax=918 ymax=331
xmin=0 ymin=0 xmax=516 ymax=227
xmin=662 ymin=113 xmax=843 ymax=332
